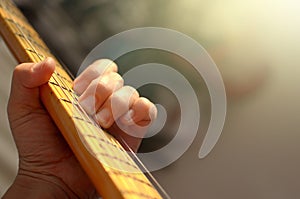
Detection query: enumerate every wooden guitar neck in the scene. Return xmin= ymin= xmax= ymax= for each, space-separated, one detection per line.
xmin=0 ymin=1 xmax=164 ymax=198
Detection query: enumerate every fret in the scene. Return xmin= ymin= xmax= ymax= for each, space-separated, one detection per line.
xmin=84 ymin=134 xmax=121 ymax=151
xmin=75 ymin=121 xmax=131 ymax=164
xmin=3 ymin=16 xmax=51 ymax=61
xmin=74 ymin=120 xmax=141 ymax=173
xmin=95 ymin=152 xmax=139 ymax=171
xmin=25 ymin=47 xmax=45 ymax=59
xmin=106 ymin=166 xmax=163 ymax=199
xmin=55 ymin=71 xmax=74 ymax=84
xmin=14 ymin=32 xmax=50 ymax=53
xmin=48 ymin=79 xmax=73 ymax=100
xmin=55 ymin=65 xmax=74 ymax=83
xmin=4 ymin=17 xmax=39 ymax=39
xmin=0 ymin=1 xmax=26 ymax=22
xmin=109 ymin=170 xmax=154 ymax=188
xmin=59 ymin=97 xmax=78 ymax=105
xmin=54 ymin=70 xmax=74 ymax=86
xmin=122 ymin=190 xmax=161 ymax=199
xmin=48 ymin=75 xmax=78 ymax=108
xmin=6 ymin=21 xmax=50 ymax=60
xmin=3 ymin=19 xmax=50 ymax=62
xmin=72 ymin=115 xmax=94 ymax=125
xmin=48 ymin=80 xmax=75 ymax=95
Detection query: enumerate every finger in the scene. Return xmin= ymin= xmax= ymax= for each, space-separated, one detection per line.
xmin=95 ymin=86 xmax=139 ymax=128
xmin=8 ymin=58 xmax=55 ymax=118
xmin=73 ymin=59 xmax=118 ymax=95
xmin=112 ymin=98 xmax=157 ymax=149
xmin=120 ymin=97 xmax=157 ymax=126
xmin=9 ymin=58 xmax=55 ymax=106
xmin=15 ymin=58 xmax=55 ymax=88
xmin=78 ymin=72 xmax=124 ymax=115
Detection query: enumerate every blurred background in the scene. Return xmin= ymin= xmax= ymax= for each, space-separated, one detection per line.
xmin=1 ymin=0 xmax=300 ymax=198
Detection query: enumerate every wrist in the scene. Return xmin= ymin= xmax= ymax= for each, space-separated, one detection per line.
xmin=3 ymin=170 xmax=78 ymax=199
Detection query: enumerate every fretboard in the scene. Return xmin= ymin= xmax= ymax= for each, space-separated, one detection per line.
xmin=0 ymin=1 xmax=163 ymax=198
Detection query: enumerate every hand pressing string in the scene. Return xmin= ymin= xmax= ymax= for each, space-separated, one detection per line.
xmin=4 ymin=58 xmax=157 ymax=199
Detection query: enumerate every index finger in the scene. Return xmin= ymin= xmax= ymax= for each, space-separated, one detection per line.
xmin=73 ymin=59 xmax=118 ymax=95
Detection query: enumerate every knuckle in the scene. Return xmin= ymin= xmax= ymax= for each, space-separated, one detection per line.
xmin=14 ymin=64 xmax=26 ymax=75
xmin=123 ymin=85 xmax=139 ymax=98
xmin=95 ymin=78 xmax=112 ymax=96
xmin=109 ymin=72 xmax=124 ymax=89
xmin=134 ymin=98 xmax=152 ymax=114
xmin=111 ymin=92 xmax=128 ymax=108
xmin=95 ymin=59 xmax=118 ymax=73
xmin=138 ymin=97 xmax=151 ymax=106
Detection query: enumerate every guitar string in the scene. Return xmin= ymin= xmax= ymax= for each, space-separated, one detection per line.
xmin=3 ymin=1 xmax=166 ymax=197
xmin=119 ymin=136 xmax=171 ymax=199
xmin=2 ymin=3 xmax=159 ymax=195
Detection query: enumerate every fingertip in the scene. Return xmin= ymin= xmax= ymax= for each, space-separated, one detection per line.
xmin=24 ymin=58 xmax=55 ymax=88
xmin=132 ymin=97 xmax=156 ymax=120
xmin=9 ymin=58 xmax=56 ymax=106
xmin=32 ymin=57 xmax=55 ymax=73
xmin=120 ymin=109 xmax=135 ymax=125
xmin=73 ymin=78 xmax=85 ymax=95
xmin=149 ymin=103 xmax=158 ymax=121
xmin=120 ymin=98 xmax=157 ymax=126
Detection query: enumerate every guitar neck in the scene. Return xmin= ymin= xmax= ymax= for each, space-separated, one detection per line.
xmin=0 ymin=1 xmax=163 ymax=199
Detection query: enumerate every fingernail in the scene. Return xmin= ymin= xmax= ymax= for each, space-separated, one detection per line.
xmin=96 ymin=108 xmax=111 ymax=127
xmin=122 ymin=109 xmax=135 ymax=125
xmin=80 ymin=96 xmax=95 ymax=114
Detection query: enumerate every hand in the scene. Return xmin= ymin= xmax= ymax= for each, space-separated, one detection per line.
xmin=74 ymin=59 xmax=157 ymax=151
xmin=4 ymin=58 xmax=157 ymax=198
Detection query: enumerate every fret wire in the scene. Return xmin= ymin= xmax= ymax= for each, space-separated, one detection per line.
xmin=55 ymin=70 xmax=73 ymax=84
xmin=14 ymin=32 xmax=50 ymax=53
xmin=4 ymin=19 xmax=51 ymax=62
xmin=109 ymin=170 xmax=154 ymax=190
xmin=108 ymin=136 xmax=141 ymax=171
xmin=74 ymin=113 xmax=127 ymax=171
xmin=108 ymin=138 xmax=149 ymax=190
xmin=4 ymin=17 xmax=39 ymax=39
xmin=1 ymin=1 xmax=26 ymax=22
xmin=119 ymin=136 xmax=171 ymax=199
xmin=109 ymin=138 xmax=155 ymax=194
xmin=122 ymin=190 xmax=160 ymax=199
xmin=49 ymin=80 xmax=75 ymax=95
xmin=5 ymin=18 xmax=51 ymax=57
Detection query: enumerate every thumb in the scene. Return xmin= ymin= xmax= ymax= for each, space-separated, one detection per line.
xmin=8 ymin=58 xmax=55 ymax=111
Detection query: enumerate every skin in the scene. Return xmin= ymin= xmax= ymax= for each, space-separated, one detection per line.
xmin=3 ymin=58 xmax=157 ymax=198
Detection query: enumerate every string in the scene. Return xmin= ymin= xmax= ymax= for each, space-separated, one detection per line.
xmin=119 ymin=136 xmax=171 ymax=199
xmin=1 ymin=1 xmax=168 ymax=198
